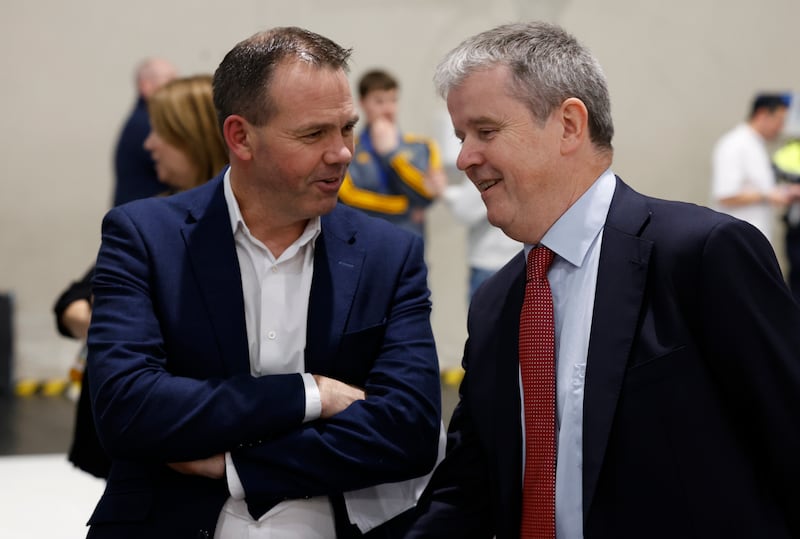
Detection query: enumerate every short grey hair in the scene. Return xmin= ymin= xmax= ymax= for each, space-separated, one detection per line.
xmin=434 ymin=21 xmax=613 ymax=149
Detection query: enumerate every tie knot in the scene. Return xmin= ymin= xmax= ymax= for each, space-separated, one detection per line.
xmin=526 ymin=246 xmax=555 ymax=281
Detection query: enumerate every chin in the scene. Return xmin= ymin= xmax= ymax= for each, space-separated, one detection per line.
xmin=316 ymin=199 xmax=338 ymax=216
xmin=485 ymin=210 xmax=505 ymax=229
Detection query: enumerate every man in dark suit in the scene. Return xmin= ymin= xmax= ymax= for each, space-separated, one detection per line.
xmin=405 ymin=21 xmax=800 ymax=538
xmin=86 ymin=27 xmax=441 ymax=538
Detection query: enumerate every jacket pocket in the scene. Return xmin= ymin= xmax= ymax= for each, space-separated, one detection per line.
xmin=334 ymin=321 xmax=387 ymax=383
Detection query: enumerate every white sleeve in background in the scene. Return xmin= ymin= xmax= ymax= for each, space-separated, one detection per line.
xmin=712 ymin=134 xmax=746 ymax=200
xmin=711 ymin=125 xmax=774 ymax=201
xmin=443 ymin=179 xmax=488 ymax=225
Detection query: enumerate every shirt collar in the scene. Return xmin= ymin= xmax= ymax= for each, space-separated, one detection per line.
xmin=223 ymin=167 xmax=322 ymax=248
xmin=525 ymin=168 xmax=616 ymax=268
xmin=744 ymin=122 xmax=767 ymax=145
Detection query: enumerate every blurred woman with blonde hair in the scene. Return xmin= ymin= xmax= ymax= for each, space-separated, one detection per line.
xmin=144 ymin=74 xmax=228 ymax=191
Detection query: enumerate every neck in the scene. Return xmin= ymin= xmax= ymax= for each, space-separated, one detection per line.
xmin=242 ymin=207 xmax=308 ymax=259
xmin=230 ymin=172 xmax=308 ymax=258
xmin=748 ymin=118 xmax=770 ymax=140
xmin=522 ymin=153 xmax=612 ymax=245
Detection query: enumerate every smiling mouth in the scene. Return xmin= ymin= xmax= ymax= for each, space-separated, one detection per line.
xmin=476 ymin=179 xmax=499 ymax=192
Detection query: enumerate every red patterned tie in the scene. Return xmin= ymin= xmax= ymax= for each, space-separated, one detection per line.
xmin=519 ymin=246 xmax=556 ymax=539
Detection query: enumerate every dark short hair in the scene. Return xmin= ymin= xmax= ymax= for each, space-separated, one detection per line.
xmin=358 ymin=69 xmax=399 ymax=99
xmin=750 ymin=93 xmax=791 ymax=118
xmin=212 ymin=27 xmax=352 ymax=132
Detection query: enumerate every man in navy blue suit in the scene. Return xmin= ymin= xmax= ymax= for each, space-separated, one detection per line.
xmin=405 ymin=22 xmax=800 ymax=538
xmin=86 ymin=27 xmax=441 ymax=538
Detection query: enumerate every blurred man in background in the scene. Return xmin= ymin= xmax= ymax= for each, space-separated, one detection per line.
xmin=112 ymin=56 xmax=177 ymax=206
xmin=711 ymin=93 xmax=800 ymax=246
xmin=338 ymin=69 xmax=447 ymax=240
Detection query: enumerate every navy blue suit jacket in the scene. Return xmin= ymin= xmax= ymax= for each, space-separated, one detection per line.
xmin=406 ymin=178 xmax=800 ymax=538
xmin=86 ymin=173 xmax=441 ymax=537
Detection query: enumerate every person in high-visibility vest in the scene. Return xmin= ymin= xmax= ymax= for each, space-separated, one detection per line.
xmin=774 ymin=139 xmax=800 ymax=302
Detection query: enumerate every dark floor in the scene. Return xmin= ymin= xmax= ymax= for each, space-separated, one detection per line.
xmin=0 ymin=392 xmax=76 ymax=455
xmin=0 ymin=381 xmax=461 ymax=456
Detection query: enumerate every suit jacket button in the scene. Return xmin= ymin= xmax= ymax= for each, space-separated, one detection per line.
xmin=196 ymin=530 xmax=209 ymax=538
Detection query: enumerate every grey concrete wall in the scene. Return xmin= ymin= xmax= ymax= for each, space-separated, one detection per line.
xmin=2 ymin=0 xmax=799 ymax=378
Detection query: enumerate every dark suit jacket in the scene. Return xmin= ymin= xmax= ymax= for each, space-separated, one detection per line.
xmin=53 ymin=266 xmax=112 ymax=479
xmin=85 ymin=173 xmax=441 ymax=538
xmin=406 ymin=178 xmax=800 ymax=538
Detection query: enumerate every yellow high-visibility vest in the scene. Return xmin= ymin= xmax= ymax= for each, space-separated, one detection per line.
xmin=774 ymin=140 xmax=800 ymax=175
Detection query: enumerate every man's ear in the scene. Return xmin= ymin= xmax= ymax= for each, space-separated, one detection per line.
xmin=223 ymin=115 xmax=253 ymax=161
xmin=559 ymin=97 xmax=589 ymax=155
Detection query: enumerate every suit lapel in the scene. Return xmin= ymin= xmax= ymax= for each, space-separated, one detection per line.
xmin=181 ymin=176 xmax=250 ymax=376
xmin=305 ymin=207 xmax=363 ymax=373
xmin=492 ymin=258 xmax=527 ymax=523
xmin=582 ymin=179 xmax=653 ymax=521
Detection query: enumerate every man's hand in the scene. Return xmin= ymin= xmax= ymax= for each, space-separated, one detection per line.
xmin=313 ymin=375 xmax=365 ymax=418
xmin=371 ymin=117 xmax=399 ymax=155
xmin=62 ymin=299 xmax=92 ymax=340
xmin=168 ymin=454 xmax=225 ymax=479
xmin=784 ymin=183 xmax=800 ymax=203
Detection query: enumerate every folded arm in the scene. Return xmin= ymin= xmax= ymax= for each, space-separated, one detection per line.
xmin=88 ymin=207 xmax=310 ymax=462
xmin=231 ymin=234 xmax=442 ymax=498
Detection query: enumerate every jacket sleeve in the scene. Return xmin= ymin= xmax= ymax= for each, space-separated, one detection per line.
xmin=87 ymin=206 xmax=308 ymax=462
xmin=339 ymin=136 xmax=442 ymax=214
xmin=384 ymin=135 xmax=442 ymax=208
xmin=700 ymin=219 xmax=800 ymax=534
xmin=403 ymin=356 xmax=496 ymax=538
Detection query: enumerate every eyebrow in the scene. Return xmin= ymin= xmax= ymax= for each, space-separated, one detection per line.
xmin=294 ymin=114 xmax=359 ymax=134
xmin=464 ymin=116 xmax=499 ymax=127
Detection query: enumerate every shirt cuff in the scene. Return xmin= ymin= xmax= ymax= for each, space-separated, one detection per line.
xmin=301 ymin=372 xmax=321 ymax=423
xmin=225 ymin=452 xmax=245 ymax=500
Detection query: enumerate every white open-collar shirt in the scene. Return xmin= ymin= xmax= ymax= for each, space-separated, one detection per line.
xmin=216 ymin=168 xmax=437 ymax=537
xmin=217 ymin=169 xmax=331 ymax=537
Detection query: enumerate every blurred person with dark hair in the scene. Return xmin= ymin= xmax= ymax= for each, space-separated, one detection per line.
xmin=711 ymin=93 xmax=800 ymax=246
xmin=54 ymin=74 xmax=227 ymax=481
xmin=112 ymin=56 xmax=177 ymax=206
xmin=338 ymin=69 xmax=447 ymax=239
xmin=85 ymin=27 xmax=441 ymax=538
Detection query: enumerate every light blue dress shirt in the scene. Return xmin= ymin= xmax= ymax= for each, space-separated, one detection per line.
xmin=521 ymin=169 xmax=616 ymax=539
